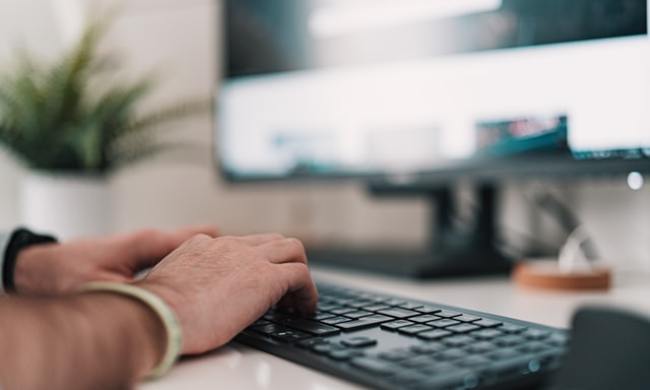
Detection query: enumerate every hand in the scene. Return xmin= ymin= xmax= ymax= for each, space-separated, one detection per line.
xmin=137 ymin=233 xmax=318 ymax=355
xmin=13 ymin=225 xmax=219 ymax=295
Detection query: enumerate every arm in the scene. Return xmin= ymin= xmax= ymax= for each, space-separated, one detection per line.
xmin=0 ymin=293 xmax=164 ymax=390
xmin=12 ymin=225 xmax=219 ymax=295
xmin=0 ymin=233 xmax=318 ymax=388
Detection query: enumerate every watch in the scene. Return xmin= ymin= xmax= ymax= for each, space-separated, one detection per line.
xmin=2 ymin=228 xmax=58 ymax=293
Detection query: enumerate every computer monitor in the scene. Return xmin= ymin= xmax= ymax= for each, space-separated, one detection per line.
xmin=216 ymin=0 xmax=650 ymax=277
xmin=218 ymin=0 xmax=650 ymax=183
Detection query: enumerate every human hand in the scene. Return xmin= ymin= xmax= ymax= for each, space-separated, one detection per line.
xmin=13 ymin=225 xmax=219 ymax=295
xmin=137 ymin=233 xmax=318 ymax=355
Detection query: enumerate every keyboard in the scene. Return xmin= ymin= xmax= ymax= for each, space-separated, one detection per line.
xmin=236 ymin=282 xmax=567 ymax=390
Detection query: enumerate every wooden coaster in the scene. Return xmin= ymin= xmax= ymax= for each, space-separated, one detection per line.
xmin=513 ymin=260 xmax=612 ymax=291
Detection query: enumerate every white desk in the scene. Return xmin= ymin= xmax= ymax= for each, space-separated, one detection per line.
xmin=142 ymin=267 xmax=650 ymax=390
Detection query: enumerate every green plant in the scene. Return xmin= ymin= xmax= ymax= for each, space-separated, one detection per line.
xmin=0 ymin=18 xmax=206 ymax=175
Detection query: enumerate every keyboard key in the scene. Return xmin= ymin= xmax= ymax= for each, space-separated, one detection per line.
xmin=428 ymin=319 xmax=460 ymax=328
xmin=489 ymin=348 xmax=520 ymax=360
xmin=417 ymin=329 xmax=452 ymax=341
xmin=436 ymin=348 xmax=467 ymax=361
xmin=436 ymin=310 xmax=462 ymax=318
xmin=472 ymin=329 xmax=503 ymax=340
xmin=399 ymin=302 xmax=424 ymax=310
xmin=518 ymin=342 xmax=550 ymax=354
xmin=252 ymin=323 xmax=287 ymax=335
xmin=348 ymin=300 xmax=373 ymax=309
xmin=455 ymin=314 xmax=481 ymax=323
xmin=317 ymin=303 xmax=339 ymax=312
xmin=523 ymin=329 xmax=551 ymax=340
xmin=312 ymin=343 xmax=345 ymax=355
xmin=350 ymin=357 xmax=398 ymax=375
xmin=344 ymin=310 xmax=373 ymax=319
xmin=447 ymin=324 xmax=481 ymax=333
xmin=443 ymin=335 xmax=475 ymax=347
xmin=398 ymin=324 xmax=433 ymax=335
xmin=377 ymin=308 xmax=420 ymax=319
xmin=341 ymin=336 xmax=377 ymax=348
xmin=330 ymin=307 xmax=356 ymax=315
xmin=297 ymin=338 xmax=329 ymax=349
xmin=475 ymin=318 xmax=502 ymax=328
xmin=309 ymin=312 xmax=335 ymax=321
xmin=270 ymin=329 xmax=311 ymax=342
xmin=547 ymin=333 xmax=569 ymax=346
xmin=495 ymin=335 xmax=526 ymax=347
xmin=466 ymin=341 xmax=497 ymax=353
xmin=362 ymin=304 xmax=390 ymax=312
xmin=280 ymin=318 xmax=341 ymax=336
xmin=384 ymin=298 xmax=407 ymax=306
xmin=410 ymin=342 xmax=445 ymax=354
xmin=381 ymin=320 xmax=415 ymax=331
xmin=400 ymin=355 xmax=435 ymax=369
xmin=321 ymin=316 xmax=352 ymax=325
xmin=328 ymin=349 xmax=364 ymax=361
xmin=337 ymin=315 xmax=392 ymax=331
xmin=500 ymin=323 xmax=527 ymax=334
xmin=457 ymin=355 xmax=491 ymax=368
xmin=332 ymin=298 xmax=355 ymax=306
xmin=415 ymin=305 xmax=441 ymax=314
xmin=418 ymin=361 xmax=457 ymax=375
xmin=410 ymin=315 xmax=440 ymax=323
xmin=487 ymin=354 xmax=539 ymax=377
xmin=378 ymin=348 xmax=415 ymax=362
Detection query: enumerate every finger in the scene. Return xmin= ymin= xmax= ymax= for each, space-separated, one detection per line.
xmin=274 ymin=263 xmax=319 ymax=315
xmin=258 ymin=238 xmax=307 ymax=265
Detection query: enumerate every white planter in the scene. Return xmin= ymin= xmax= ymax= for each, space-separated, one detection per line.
xmin=20 ymin=173 xmax=112 ymax=240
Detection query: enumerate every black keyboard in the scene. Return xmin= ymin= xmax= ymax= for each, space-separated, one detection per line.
xmin=236 ymin=282 xmax=567 ymax=390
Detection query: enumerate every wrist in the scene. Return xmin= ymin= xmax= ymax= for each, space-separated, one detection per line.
xmin=13 ymin=244 xmax=57 ymax=294
xmin=135 ymin=281 xmax=190 ymax=350
xmin=138 ymin=279 xmax=235 ymax=355
xmin=80 ymin=282 xmax=182 ymax=379
xmin=73 ymin=292 xmax=167 ymax=380
xmin=115 ymin=294 xmax=168 ymax=378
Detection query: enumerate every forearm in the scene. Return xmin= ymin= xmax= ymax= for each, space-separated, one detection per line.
xmin=0 ymin=293 xmax=165 ymax=390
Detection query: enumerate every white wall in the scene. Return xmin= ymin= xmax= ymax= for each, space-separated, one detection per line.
xmin=1 ymin=0 xmax=649 ymax=270
xmin=0 ymin=0 xmax=63 ymax=231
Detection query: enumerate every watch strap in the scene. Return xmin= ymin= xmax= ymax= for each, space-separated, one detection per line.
xmin=2 ymin=227 xmax=57 ymax=293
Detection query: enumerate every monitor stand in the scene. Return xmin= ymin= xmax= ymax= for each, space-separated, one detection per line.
xmin=307 ymin=183 xmax=512 ymax=279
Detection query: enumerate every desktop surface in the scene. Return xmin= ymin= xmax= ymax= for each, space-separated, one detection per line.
xmin=141 ymin=267 xmax=650 ymax=390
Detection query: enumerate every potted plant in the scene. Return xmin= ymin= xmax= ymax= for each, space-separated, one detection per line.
xmin=0 ymin=19 xmax=204 ymax=238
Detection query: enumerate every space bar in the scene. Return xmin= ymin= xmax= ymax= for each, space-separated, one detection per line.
xmin=337 ymin=315 xmax=392 ymax=331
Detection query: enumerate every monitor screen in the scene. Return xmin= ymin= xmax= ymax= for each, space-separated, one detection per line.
xmin=218 ymin=0 xmax=650 ymax=180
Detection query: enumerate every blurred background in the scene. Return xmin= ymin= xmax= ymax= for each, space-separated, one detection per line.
xmin=0 ymin=0 xmax=649 ymax=272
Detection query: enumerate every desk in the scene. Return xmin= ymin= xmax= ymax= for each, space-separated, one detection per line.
xmin=142 ymin=267 xmax=650 ymax=390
